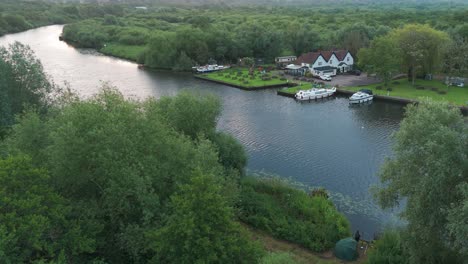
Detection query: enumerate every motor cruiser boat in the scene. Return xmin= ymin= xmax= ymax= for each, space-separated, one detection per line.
xmin=349 ymin=89 xmax=373 ymax=104
xmin=295 ymin=87 xmax=336 ymax=101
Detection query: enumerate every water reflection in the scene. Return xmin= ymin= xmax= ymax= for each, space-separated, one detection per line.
xmin=0 ymin=25 xmax=406 ymax=239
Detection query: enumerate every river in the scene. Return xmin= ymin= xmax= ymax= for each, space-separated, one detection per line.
xmin=0 ymin=25 xmax=405 ymax=239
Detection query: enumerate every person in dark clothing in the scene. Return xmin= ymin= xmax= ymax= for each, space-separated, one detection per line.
xmin=354 ymin=230 xmax=361 ymax=242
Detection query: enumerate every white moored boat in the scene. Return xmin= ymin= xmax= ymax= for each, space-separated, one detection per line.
xmin=295 ymin=87 xmax=336 ymax=101
xmin=192 ymin=64 xmax=230 ymax=73
xmin=349 ymin=89 xmax=373 ymax=104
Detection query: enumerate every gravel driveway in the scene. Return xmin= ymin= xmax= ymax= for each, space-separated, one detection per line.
xmin=329 ymin=73 xmax=380 ymax=87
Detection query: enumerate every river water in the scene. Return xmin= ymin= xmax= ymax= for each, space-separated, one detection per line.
xmin=0 ymin=25 xmax=405 ymax=239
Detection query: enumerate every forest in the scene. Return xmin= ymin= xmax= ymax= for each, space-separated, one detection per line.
xmin=0 ymin=0 xmax=125 ymax=36
xmin=60 ymin=3 xmax=468 ymax=71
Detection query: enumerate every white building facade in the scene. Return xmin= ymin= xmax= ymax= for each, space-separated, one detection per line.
xmin=295 ymin=50 xmax=354 ymax=76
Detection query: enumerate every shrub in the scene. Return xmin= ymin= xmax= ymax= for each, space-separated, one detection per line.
xmin=243 ymin=81 xmax=249 ymax=85
xmin=238 ymin=177 xmax=351 ymax=252
xmin=367 ymin=230 xmax=408 ymax=264
xmin=387 ymin=87 xmax=393 ymax=91
xmin=376 ymin=86 xmax=383 ymax=90
xmin=392 ymin=81 xmax=400 ymax=85
xmin=431 ymin=87 xmax=438 ymax=92
xmin=280 ymin=78 xmax=287 ymax=81
xmin=272 ymin=75 xmax=278 ymax=79
xmin=438 ymin=90 xmax=447 ymax=94
xmin=416 ymin=86 xmax=425 ymax=90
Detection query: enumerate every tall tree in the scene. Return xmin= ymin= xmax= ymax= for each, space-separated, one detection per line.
xmin=374 ymin=100 xmax=467 ymax=263
xmin=442 ymin=36 xmax=468 ymax=86
xmin=148 ymin=172 xmax=263 ymax=264
xmin=6 ymin=88 xmax=230 ymax=263
xmin=391 ymin=24 xmax=449 ymax=85
xmin=358 ymin=35 xmax=401 ymax=87
xmin=0 ymin=42 xmax=53 ymax=136
xmin=0 ymin=156 xmax=95 ymax=263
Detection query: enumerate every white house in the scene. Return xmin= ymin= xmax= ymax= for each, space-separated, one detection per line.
xmin=295 ymin=50 xmax=354 ymax=76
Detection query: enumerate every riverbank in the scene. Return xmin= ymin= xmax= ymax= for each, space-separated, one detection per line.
xmin=195 ymin=69 xmax=293 ymax=90
xmin=245 ymin=225 xmax=368 ymax=263
xmin=277 ymin=80 xmax=468 ymax=115
xmin=344 ymin=79 xmax=468 ymax=106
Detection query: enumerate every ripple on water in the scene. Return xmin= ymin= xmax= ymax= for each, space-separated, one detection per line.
xmin=0 ymin=26 xmax=406 ymax=238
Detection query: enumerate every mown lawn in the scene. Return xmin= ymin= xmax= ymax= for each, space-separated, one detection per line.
xmin=344 ymin=79 xmax=468 ymax=106
xmin=202 ymin=68 xmax=289 ymax=89
xmin=100 ymin=43 xmax=145 ymax=61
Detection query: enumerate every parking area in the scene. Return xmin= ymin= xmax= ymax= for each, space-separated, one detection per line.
xmin=281 ymin=72 xmax=381 ymax=88
xmin=328 ymin=73 xmax=381 ymax=87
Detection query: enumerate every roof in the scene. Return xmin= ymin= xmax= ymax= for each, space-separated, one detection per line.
xmin=314 ymin=66 xmax=337 ymax=71
xmin=296 ymin=52 xmax=322 ymax=65
xmin=276 ymin=56 xmax=297 ymax=59
xmin=334 ymin=50 xmax=349 ymax=61
xmin=296 ymin=50 xmax=351 ymax=65
xmin=338 ymin=62 xmax=348 ymax=66
xmin=286 ymin=64 xmax=307 ymax=70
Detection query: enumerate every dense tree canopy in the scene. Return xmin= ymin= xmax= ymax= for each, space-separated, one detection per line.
xmin=358 ymin=35 xmax=401 ymax=87
xmin=60 ymin=4 xmax=468 ymax=70
xmin=0 ymin=156 xmax=95 ymax=263
xmin=0 ymin=42 xmax=53 ymax=137
xmin=374 ymin=100 xmax=467 ymax=263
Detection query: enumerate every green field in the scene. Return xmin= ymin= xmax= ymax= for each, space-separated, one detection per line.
xmin=201 ymin=68 xmax=289 ymax=89
xmin=100 ymin=43 xmax=146 ymax=62
xmin=344 ymin=79 xmax=468 ymax=106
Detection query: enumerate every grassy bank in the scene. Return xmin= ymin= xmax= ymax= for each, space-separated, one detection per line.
xmin=201 ymin=68 xmax=289 ymax=89
xmin=344 ymin=79 xmax=468 ymax=106
xmin=238 ymin=177 xmax=351 ymax=252
xmin=100 ymin=43 xmax=145 ymax=62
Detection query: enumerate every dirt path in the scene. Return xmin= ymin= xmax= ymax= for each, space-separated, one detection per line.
xmin=245 ymin=225 xmax=369 ymax=264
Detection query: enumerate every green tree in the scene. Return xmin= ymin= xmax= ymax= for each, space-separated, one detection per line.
xmin=0 ymin=42 xmax=53 ymax=136
xmin=0 ymin=156 xmax=95 ymax=263
xmin=391 ymin=24 xmax=449 ymax=85
xmin=7 ymin=88 xmax=227 ymax=263
xmin=172 ymin=51 xmax=194 ymax=71
xmin=212 ymin=132 xmax=247 ymax=175
xmin=148 ymin=172 xmax=263 ymax=264
xmin=153 ymin=91 xmax=222 ymax=140
xmin=374 ymin=100 xmax=467 ymax=263
xmin=442 ymin=36 xmax=468 ymax=87
xmin=144 ymin=31 xmax=177 ymax=69
xmin=446 ymin=183 xmax=468 ymax=258
xmin=358 ymin=35 xmax=401 ymax=88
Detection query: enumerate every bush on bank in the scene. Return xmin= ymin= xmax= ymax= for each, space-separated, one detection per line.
xmin=238 ymin=177 xmax=351 ymax=252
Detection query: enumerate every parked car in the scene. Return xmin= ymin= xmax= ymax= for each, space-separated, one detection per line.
xmin=452 ymin=82 xmax=464 ymax=87
xmin=348 ymin=69 xmax=361 ymax=76
xmin=319 ymin=75 xmax=332 ymax=81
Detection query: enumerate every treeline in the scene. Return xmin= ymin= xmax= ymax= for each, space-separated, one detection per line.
xmin=358 ymin=24 xmax=468 ymax=87
xmin=0 ymin=42 xmax=350 ymax=263
xmin=0 ymin=0 xmax=125 ymax=36
xmin=61 ymin=4 xmax=468 ymax=70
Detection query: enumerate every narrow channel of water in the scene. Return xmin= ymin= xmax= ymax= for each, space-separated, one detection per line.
xmin=0 ymin=25 xmax=405 ymax=239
